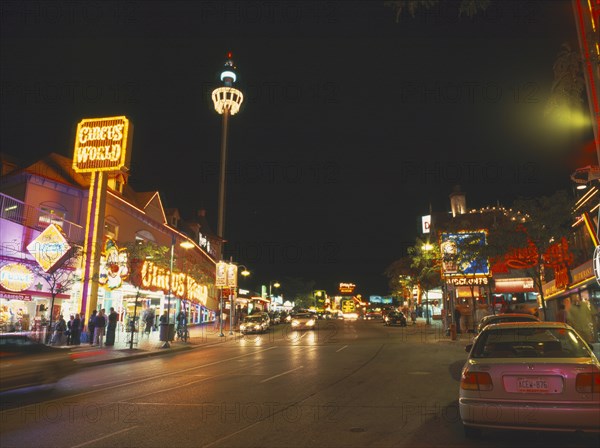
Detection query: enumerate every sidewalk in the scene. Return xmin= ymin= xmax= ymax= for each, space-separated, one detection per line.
xmin=67 ymin=322 xmax=238 ymax=367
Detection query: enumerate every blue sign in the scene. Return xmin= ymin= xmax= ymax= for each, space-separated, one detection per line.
xmin=440 ymin=231 xmax=489 ymax=277
xmin=369 ymin=295 xmax=393 ymax=304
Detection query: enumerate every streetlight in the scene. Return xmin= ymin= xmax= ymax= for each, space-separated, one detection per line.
xmin=162 ymin=235 xmax=176 ymax=348
xmin=266 ymin=281 xmax=280 ymax=314
xmin=230 ymin=265 xmax=250 ymax=335
xmin=179 ymin=240 xmax=195 ymax=342
xmin=421 ymin=242 xmax=434 ymax=326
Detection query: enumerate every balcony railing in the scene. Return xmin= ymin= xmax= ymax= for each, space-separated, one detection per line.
xmin=0 ymin=193 xmax=85 ymax=244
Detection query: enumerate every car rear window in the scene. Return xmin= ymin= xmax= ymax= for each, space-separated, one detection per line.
xmin=472 ymin=327 xmax=592 ymax=358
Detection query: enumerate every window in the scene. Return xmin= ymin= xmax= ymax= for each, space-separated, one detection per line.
xmin=135 ymin=230 xmax=156 ymax=243
xmin=38 ymin=203 xmax=66 ymax=229
xmin=105 ymin=216 xmax=119 ymax=240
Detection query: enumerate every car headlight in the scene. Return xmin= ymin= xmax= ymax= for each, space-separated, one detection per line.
xmin=307 ymin=319 xmax=315 ymax=326
xmin=240 ymin=325 xmax=246 ymax=330
xmin=292 ymin=321 xmax=299 ymax=327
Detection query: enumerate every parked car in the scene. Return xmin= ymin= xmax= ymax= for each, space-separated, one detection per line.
xmin=460 ymin=322 xmax=600 ymax=438
xmin=476 ymin=313 xmax=540 ymax=334
xmin=0 ymin=333 xmax=78 ymax=393
xmin=239 ymin=315 xmax=269 ymax=334
xmin=290 ymin=313 xmax=317 ymax=330
xmin=384 ymin=311 xmax=407 ymax=327
xmin=364 ymin=312 xmax=383 ymax=320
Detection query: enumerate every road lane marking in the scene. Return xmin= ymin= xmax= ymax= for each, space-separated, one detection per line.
xmin=70 ymin=426 xmax=139 ymax=448
xmin=0 ymin=346 xmax=277 ymax=415
xmin=260 ymin=366 xmax=304 ymax=383
xmin=336 ymin=345 xmax=348 ymax=352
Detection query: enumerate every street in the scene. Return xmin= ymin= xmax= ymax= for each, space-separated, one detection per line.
xmin=1 ymin=320 xmax=598 ymax=448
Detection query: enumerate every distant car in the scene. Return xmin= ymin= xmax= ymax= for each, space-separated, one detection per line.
xmin=342 ymin=312 xmax=359 ymax=321
xmin=364 ymin=312 xmax=383 ymax=321
xmin=239 ymin=315 xmax=269 ymax=334
xmin=384 ymin=311 xmax=407 ymax=327
xmin=460 ymin=322 xmax=600 ymax=438
xmin=476 ymin=313 xmax=540 ymax=334
xmin=0 ymin=333 xmax=78 ymax=393
xmin=290 ymin=313 xmax=317 ymax=330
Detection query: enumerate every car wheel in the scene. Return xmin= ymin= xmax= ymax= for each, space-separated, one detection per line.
xmin=463 ymin=425 xmax=481 ymax=439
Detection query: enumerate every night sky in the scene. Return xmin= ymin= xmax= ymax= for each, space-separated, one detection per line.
xmin=1 ymin=1 xmax=595 ymax=297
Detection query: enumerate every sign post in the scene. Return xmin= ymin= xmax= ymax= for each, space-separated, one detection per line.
xmin=72 ymin=116 xmax=132 ymax=324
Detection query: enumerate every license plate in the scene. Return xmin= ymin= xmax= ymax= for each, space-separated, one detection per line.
xmin=517 ymin=377 xmax=549 ymax=393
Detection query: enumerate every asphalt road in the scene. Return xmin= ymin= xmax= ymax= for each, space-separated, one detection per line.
xmin=1 ymin=320 xmax=598 ymax=448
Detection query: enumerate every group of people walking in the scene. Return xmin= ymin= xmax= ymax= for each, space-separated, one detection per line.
xmin=86 ymin=308 xmax=119 ymax=347
xmin=51 ymin=308 xmax=119 ymax=347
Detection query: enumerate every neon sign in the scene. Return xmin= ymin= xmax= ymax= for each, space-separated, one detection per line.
xmin=339 ymin=282 xmax=356 ymax=294
xmin=139 ymin=260 xmax=208 ymax=305
xmin=73 ymin=116 xmax=132 ymax=173
xmin=0 ymin=263 xmax=35 ymax=292
xmin=27 ymin=224 xmax=71 ymax=272
xmin=99 ymin=238 xmax=129 ymax=289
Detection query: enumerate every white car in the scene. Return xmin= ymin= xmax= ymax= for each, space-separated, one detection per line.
xmin=290 ymin=313 xmax=316 ymax=330
xmin=239 ymin=315 xmax=269 ymax=334
xmin=459 ymin=322 xmax=600 ymax=438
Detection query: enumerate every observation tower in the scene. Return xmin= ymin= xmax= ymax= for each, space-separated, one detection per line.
xmin=212 ymin=52 xmax=244 ymax=241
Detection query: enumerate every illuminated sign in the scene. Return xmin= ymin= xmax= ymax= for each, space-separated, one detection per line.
xmin=447 ymin=277 xmax=489 ymax=286
xmin=73 ymin=116 xmax=132 ymax=173
xmin=422 ymin=215 xmax=431 ymax=234
xmin=0 ymin=291 xmax=33 ymax=301
xmin=493 ymin=277 xmax=535 ymax=293
xmin=339 ymin=282 xmax=356 ymax=294
xmin=216 ymin=261 xmax=228 ymax=287
xmin=0 ymin=263 xmax=35 ymax=292
xmin=99 ymin=238 xmax=129 ymax=290
xmin=440 ymin=231 xmax=489 ymax=278
xmin=139 ymin=260 xmax=208 ymax=305
xmin=341 ymin=299 xmax=356 ymax=313
xmin=27 ymin=224 xmax=71 ymax=272
xmin=198 ymin=232 xmax=212 ymax=254
xmin=226 ymin=264 xmax=238 ymax=288
xmin=369 ymin=295 xmax=393 ymax=304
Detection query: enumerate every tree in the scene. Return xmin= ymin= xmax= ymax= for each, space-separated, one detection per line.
xmin=407 ymin=238 xmax=443 ymax=324
xmin=31 ymin=246 xmax=81 ymax=343
xmin=281 ymin=277 xmax=317 ymax=310
xmin=125 ymin=240 xmax=171 ymax=349
xmin=491 ymin=190 xmax=575 ymax=318
xmin=384 ymin=256 xmax=419 ymax=301
xmin=545 ymin=43 xmax=586 ymax=119
xmin=384 ymin=0 xmax=491 ymax=21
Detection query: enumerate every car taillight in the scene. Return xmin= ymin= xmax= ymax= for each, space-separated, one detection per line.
xmin=576 ymin=371 xmax=600 ymax=393
xmin=461 ymin=371 xmax=493 ymax=391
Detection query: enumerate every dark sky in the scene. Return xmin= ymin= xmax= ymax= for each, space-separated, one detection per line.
xmin=1 ymin=1 xmax=595 ymax=297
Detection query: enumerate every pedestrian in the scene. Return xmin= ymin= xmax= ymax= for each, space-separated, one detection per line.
xmin=53 ymin=314 xmax=67 ymax=345
xmin=145 ymin=310 xmax=155 ymax=336
xmin=159 ymin=310 xmax=168 ymax=325
xmin=567 ymin=296 xmax=595 ymax=343
xmin=214 ymin=310 xmax=221 ymax=329
xmin=66 ymin=315 xmax=74 ymax=345
xmin=71 ymin=313 xmax=81 ymax=345
xmin=105 ymin=307 xmax=118 ymax=346
xmin=88 ymin=309 xmax=97 ymax=345
xmin=555 ymin=302 xmax=566 ymax=323
xmin=93 ymin=309 xmax=107 ymax=347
